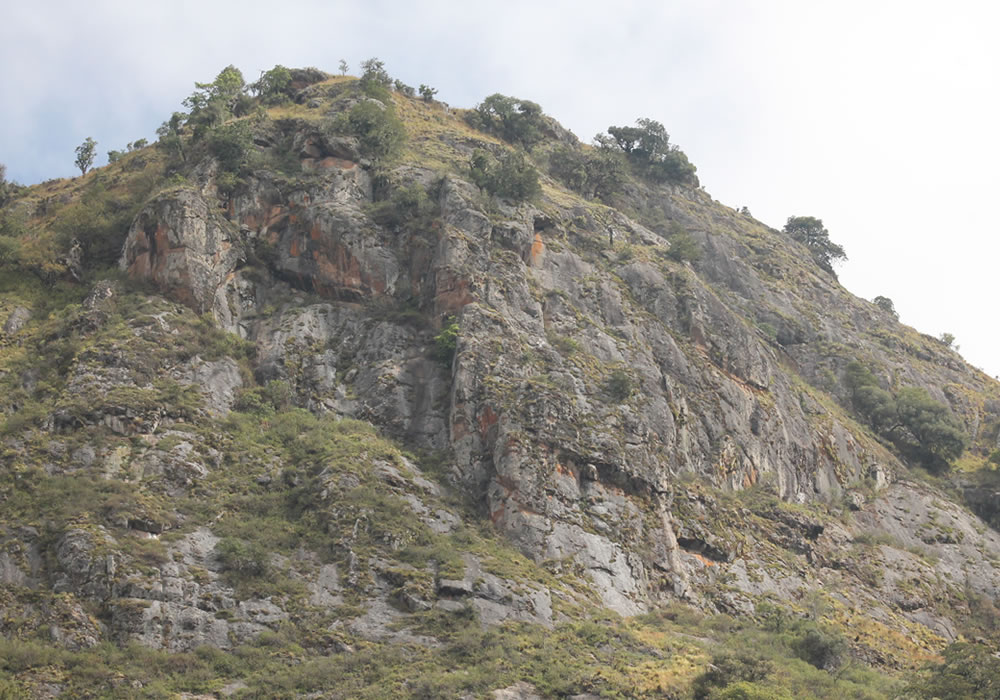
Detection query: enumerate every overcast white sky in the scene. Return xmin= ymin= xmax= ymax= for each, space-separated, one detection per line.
xmin=2 ymin=1 xmax=998 ymax=375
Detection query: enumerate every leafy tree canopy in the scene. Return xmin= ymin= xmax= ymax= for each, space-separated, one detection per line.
xmin=360 ymin=58 xmax=391 ymax=86
xmin=183 ymin=65 xmax=247 ymax=134
xmin=908 ymin=642 xmax=1000 ymax=699
xmin=467 ymin=94 xmax=546 ymax=147
xmin=844 ymin=361 xmax=967 ymax=470
xmin=548 ymin=145 xmax=626 ymax=202
xmin=74 ymin=137 xmax=97 ymax=176
xmin=250 ymin=65 xmax=293 ymax=104
xmin=872 ymin=295 xmax=898 ymax=319
xmin=782 ymin=216 xmax=846 ymax=275
xmin=596 ymin=118 xmax=698 ymax=186
xmin=469 ymin=149 xmax=540 ymax=202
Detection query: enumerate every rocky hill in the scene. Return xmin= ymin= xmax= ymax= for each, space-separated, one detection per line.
xmin=2 ymin=63 xmax=1000 ymax=698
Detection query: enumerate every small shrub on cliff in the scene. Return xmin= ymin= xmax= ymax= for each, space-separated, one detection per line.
xmin=359 ymin=57 xmax=392 ymax=87
xmin=207 ymin=120 xmax=253 ymax=174
xmin=334 ymin=100 xmax=405 ymax=162
xmin=872 ymin=295 xmax=898 ymax=319
xmin=419 ymin=84 xmax=438 ymax=102
xmin=782 ymin=216 xmax=846 ymax=275
xmin=215 ymin=537 xmax=270 ymax=580
xmin=468 ymin=149 xmax=540 ymax=202
xmin=603 ymin=368 xmax=633 ymax=402
xmin=0 ymin=163 xmax=25 ymax=207
xmin=665 ymin=221 xmax=701 ymax=262
xmin=74 ymin=137 xmax=97 ymax=176
xmin=184 ymin=65 xmax=247 ymax=136
xmin=548 ymin=145 xmax=626 ymax=202
xmin=367 ymin=183 xmax=438 ymax=231
xmin=433 ymin=316 xmax=459 ymax=366
xmin=250 ymin=64 xmax=293 ymax=105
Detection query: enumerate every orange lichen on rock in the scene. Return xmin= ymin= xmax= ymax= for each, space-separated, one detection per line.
xmin=529 ymin=232 xmax=545 ymax=267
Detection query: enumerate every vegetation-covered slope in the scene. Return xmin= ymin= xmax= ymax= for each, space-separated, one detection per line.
xmin=2 ymin=61 xmax=1000 ymax=698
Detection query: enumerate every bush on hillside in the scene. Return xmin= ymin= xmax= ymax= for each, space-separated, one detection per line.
xmin=595 ymin=118 xmax=698 ymax=186
xmin=845 ymin=360 xmax=967 ymax=470
xmin=333 ymin=100 xmax=406 ymax=162
xmin=469 ymin=149 xmax=540 ymax=202
xmin=466 ymin=94 xmax=547 ymax=147
xmin=548 ymin=145 xmax=627 ymax=202
xmin=782 ymin=216 xmax=846 ymax=275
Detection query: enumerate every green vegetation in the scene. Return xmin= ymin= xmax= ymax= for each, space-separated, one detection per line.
xmin=782 ymin=216 xmax=846 ymax=275
xmin=0 ymin=163 xmax=23 ymax=207
xmin=74 ymin=137 xmax=97 ymax=176
xmin=595 ymin=118 xmax=698 ymax=186
xmin=359 ymin=57 xmax=393 ymax=98
xmin=665 ymin=221 xmax=702 ymax=262
xmin=469 ymin=148 xmax=540 ymax=201
xmin=433 ymin=315 xmax=459 ymax=365
xmin=332 ymin=100 xmax=406 ymax=162
xmin=366 ymin=182 xmax=439 ymax=232
xmin=418 ymin=84 xmax=437 ymax=102
xmin=548 ymin=144 xmax=627 ymax=201
xmin=466 ymin=93 xmax=547 ymax=146
xmin=845 ymin=361 xmax=967 ymax=470
xmin=183 ymin=64 xmax=251 ymax=137
xmin=906 ymin=642 xmax=1000 ymax=698
xmin=603 ymin=367 xmax=634 ymax=402
xmin=249 ymin=64 xmax=294 ymax=104
xmin=872 ymin=295 xmax=898 ymax=319
xmin=0 ymin=600 xmax=907 ymax=698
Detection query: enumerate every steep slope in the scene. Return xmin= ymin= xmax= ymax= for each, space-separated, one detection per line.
xmin=1 ymin=65 xmax=999 ymax=697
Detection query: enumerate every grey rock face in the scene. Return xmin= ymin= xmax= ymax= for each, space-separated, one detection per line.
xmin=120 ymin=187 xmax=245 ymax=318
xmin=109 ymin=116 xmax=1000 ymax=654
xmin=3 ymin=305 xmax=31 ymax=335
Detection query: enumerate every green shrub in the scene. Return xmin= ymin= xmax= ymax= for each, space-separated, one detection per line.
xmin=872 ymin=295 xmax=898 ymax=319
xmin=233 ymin=380 xmax=293 ymax=416
xmin=783 ymin=216 xmax=846 ymax=275
xmin=215 ymin=537 xmax=270 ymax=579
xmin=207 ymin=120 xmax=253 ymax=173
xmin=596 ymin=118 xmax=698 ymax=186
xmin=359 ymin=57 xmax=392 ymax=92
xmin=250 ymin=64 xmax=293 ymax=105
xmin=907 ymin=642 xmax=1000 ymax=699
xmin=335 ymin=100 xmax=405 ymax=162
xmin=692 ymin=649 xmax=775 ymax=699
xmin=548 ymin=145 xmax=626 ymax=201
xmin=469 ymin=149 xmax=540 ymax=202
xmin=419 ymin=84 xmax=438 ymax=102
xmin=367 ymin=183 xmax=438 ymax=231
xmin=603 ymin=368 xmax=633 ymax=402
xmin=433 ymin=316 xmax=459 ymax=365
xmin=466 ymin=94 xmax=547 ymax=146
xmin=844 ymin=361 xmax=967 ymax=471
xmin=665 ymin=222 xmax=701 ymax=262
xmin=792 ymin=625 xmax=847 ymax=670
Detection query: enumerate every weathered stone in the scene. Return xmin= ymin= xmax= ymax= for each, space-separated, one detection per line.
xmin=2 ymin=305 xmax=31 ymax=335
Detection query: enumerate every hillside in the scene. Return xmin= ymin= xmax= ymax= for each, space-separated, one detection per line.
xmin=2 ymin=63 xmax=1000 ymax=698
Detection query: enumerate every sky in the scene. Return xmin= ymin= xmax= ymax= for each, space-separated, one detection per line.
xmin=2 ymin=1 xmax=998 ymax=375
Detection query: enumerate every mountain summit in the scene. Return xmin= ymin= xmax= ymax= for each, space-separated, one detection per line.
xmin=1 ymin=62 xmax=999 ymax=698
